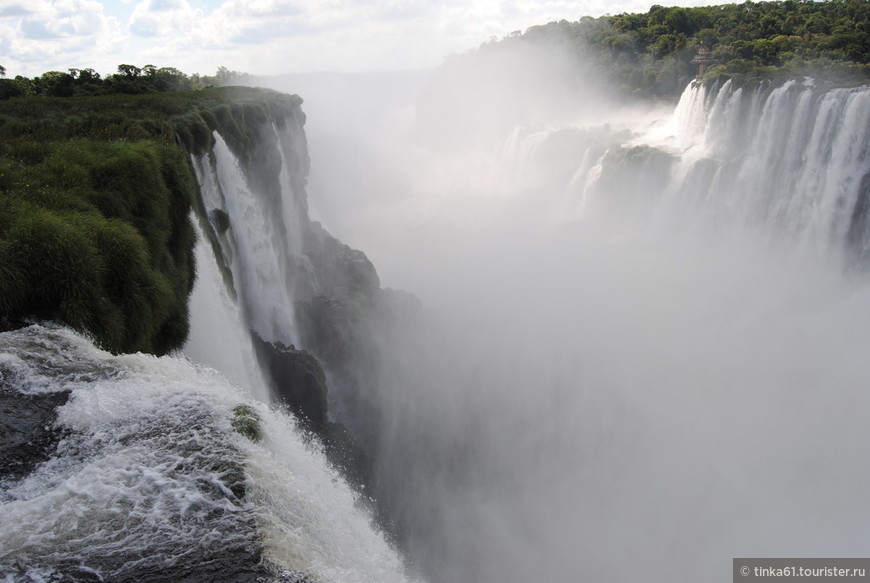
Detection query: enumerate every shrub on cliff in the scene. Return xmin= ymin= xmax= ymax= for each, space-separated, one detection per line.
xmin=0 ymin=140 xmax=195 ymax=354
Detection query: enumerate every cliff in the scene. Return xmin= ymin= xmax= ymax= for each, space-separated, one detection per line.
xmin=0 ymin=85 xmax=418 ymax=582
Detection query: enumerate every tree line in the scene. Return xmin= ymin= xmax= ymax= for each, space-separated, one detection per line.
xmin=482 ymin=0 xmax=870 ymax=97
xmin=0 ymin=64 xmax=254 ymax=100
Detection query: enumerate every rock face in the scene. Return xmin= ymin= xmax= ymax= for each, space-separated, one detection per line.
xmin=294 ymin=295 xmax=360 ymax=375
xmin=847 ymin=172 xmax=870 ymax=268
xmin=251 ymin=332 xmax=329 ymax=432
xmin=250 ymin=331 xmax=372 ymax=492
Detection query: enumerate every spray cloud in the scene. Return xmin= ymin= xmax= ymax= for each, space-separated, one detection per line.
xmin=260 ymin=39 xmax=870 ymax=583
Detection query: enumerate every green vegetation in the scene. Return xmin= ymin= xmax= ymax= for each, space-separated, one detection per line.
xmin=0 ymin=64 xmax=254 ymax=100
xmin=0 ymin=81 xmax=301 ymax=355
xmin=484 ymin=0 xmax=870 ymax=96
xmin=231 ymin=404 xmax=262 ymax=442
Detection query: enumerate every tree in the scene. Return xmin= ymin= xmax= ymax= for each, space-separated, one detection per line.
xmin=0 ymin=65 xmax=6 ymax=78
xmin=117 ymin=64 xmax=142 ymax=78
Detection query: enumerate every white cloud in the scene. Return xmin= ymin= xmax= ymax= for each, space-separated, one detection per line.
xmin=1 ymin=0 xmax=125 ymax=75
xmin=22 ymin=0 xmax=116 ymax=37
xmin=0 ymin=20 xmax=14 ymax=54
xmin=0 ymin=0 xmax=56 ymax=18
xmin=129 ymin=0 xmax=202 ymax=37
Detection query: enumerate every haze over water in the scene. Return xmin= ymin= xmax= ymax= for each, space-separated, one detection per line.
xmin=261 ymin=49 xmax=870 ymax=583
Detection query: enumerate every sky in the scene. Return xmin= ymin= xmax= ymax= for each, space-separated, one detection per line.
xmin=1 ymin=0 xmax=728 ymax=78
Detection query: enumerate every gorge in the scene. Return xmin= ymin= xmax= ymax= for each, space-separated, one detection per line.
xmin=2 ymin=63 xmax=870 ymax=583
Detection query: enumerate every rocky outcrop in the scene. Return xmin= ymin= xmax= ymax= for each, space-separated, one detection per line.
xmin=0 ymin=388 xmax=69 ymax=480
xmin=847 ymin=172 xmax=870 ymax=269
xmin=251 ymin=332 xmax=328 ymax=432
xmin=250 ymin=331 xmax=372 ymax=492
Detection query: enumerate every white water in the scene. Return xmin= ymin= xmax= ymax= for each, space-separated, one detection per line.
xmin=191 ymin=133 xmax=299 ymax=346
xmin=185 ymin=214 xmax=269 ymax=400
xmin=0 ymin=323 xmax=414 ymax=582
xmin=0 ymin=328 xmax=260 ymax=580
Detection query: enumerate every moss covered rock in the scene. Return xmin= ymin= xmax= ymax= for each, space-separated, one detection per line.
xmin=231 ymin=404 xmax=263 ymax=442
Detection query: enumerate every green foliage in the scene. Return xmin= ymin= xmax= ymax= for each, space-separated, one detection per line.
xmin=0 ymin=137 xmax=194 ymax=354
xmin=0 ymin=64 xmax=256 ymax=100
xmin=0 ymin=83 xmax=300 ymax=354
xmin=484 ymin=0 xmax=870 ymax=97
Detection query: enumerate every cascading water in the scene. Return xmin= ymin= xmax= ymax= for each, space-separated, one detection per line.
xmin=651 ymin=80 xmax=870 ymax=256
xmin=0 ymin=324 xmax=415 ymax=583
xmin=192 ymin=133 xmax=299 ymax=345
xmin=184 ymin=215 xmax=268 ymax=400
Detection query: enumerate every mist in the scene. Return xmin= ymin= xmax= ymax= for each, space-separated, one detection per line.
xmin=257 ymin=41 xmax=870 ymax=583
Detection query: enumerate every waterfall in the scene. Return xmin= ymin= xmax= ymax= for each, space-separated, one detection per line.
xmin=184 ymin=215 xmax=268 ymax=400
xmin=191 ymin=133 xmax=299 ymax=345
xmin=0 ymin=106 xmax=417 ymax=582
xmin=495 ymin=80 xmax=870 ymax=266
xmin=653 ymin=80 xmax=870 ymax=256
xmin=3 ymin=75 xmax=870 ymax=583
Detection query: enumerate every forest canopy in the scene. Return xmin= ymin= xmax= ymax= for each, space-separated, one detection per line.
xmin=0 ymin=64 xmax=253 ymax=100
xmin=479 ymin=0 xmax=870 ymax=97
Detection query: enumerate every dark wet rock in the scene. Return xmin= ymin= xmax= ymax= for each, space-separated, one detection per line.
xmin=251 ymin=331 xmax=329 ymax=433
xmin=846 ymin=172 xmax=870 ymax=269
xmin=209 ymin=208 xmax=231 ymax=234
xmin=0 ymin=316 xmax=30 ymax=334
xmin=249 ymin=331 xmax=373 ymax=494
xmin=0 ymin=387 xmax=69 ymax=480
xmin=298 ymin=221 xmax=380 ymax=304
xmin=293 ymin=295 xmax=359 ymax=372
xmin=290 ymin=222 xmax=425 ymax=503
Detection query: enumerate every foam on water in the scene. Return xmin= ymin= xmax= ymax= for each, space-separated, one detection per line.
xmin=0 ymin=325 xmax=416 ymax=583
